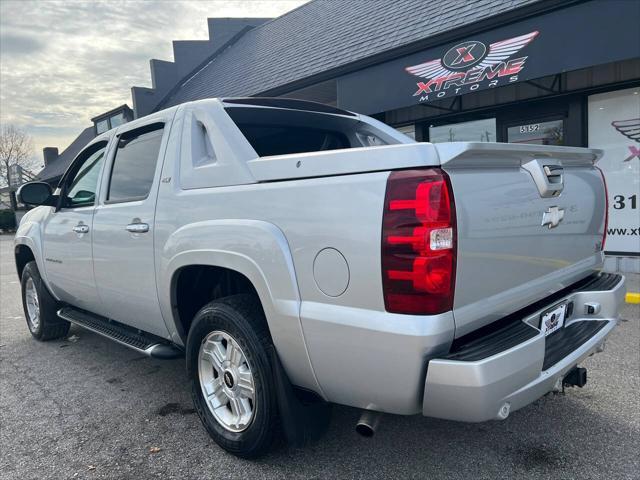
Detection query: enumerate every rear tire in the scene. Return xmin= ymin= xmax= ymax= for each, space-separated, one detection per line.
xmin=187 ymin=294 xmax=280 ymax=458
xmin=20 ymin=261 xmax=70 ymax=341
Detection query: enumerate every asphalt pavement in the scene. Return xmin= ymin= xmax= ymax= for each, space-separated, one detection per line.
xmin=1 ymin=234 xmax=638 ymax=479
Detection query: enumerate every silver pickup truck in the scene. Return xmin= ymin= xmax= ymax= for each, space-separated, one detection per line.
xmin=15 ymin=98 xmax=625 ymax=458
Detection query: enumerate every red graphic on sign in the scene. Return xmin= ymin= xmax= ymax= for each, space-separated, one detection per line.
xmin=611 ymin=119 xmax=640 ymax=162
xmin=452 ymin=45 xmax=476 ymax=65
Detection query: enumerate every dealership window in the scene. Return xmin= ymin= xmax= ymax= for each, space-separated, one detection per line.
xmin=429 ymin=118 xmax=496 ymax=143
xmin=588 ymin=86 xmax=640 ymax=256
xmin=396 ymin=124 xmax=416 ymax=140
xmin=507 ymin=119 xmax=564 ymax=145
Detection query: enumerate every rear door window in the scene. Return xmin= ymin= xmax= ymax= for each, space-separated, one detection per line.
xmin=107 ymin=124 xmax=164 ymax=203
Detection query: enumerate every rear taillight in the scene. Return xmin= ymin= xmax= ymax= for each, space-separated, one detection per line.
xmin=596 ymin=166 xmax=608 ymax=251
xmin=381 ymin=169 xmax=456 ymax=315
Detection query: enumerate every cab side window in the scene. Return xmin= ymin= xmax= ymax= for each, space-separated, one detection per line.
xmin=107 ymin=123 xmax=164 ymax=203
xmin=62 ymin=143 xmax=107 ymax=208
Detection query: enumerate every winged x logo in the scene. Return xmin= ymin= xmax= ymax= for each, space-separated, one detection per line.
xmin=443 ymin=41 xmax=488 ymax=69
xmin=405 ymin=31 xmax=539 ymax=100
xmin=611 ymin=119 xmax=640 ymax=163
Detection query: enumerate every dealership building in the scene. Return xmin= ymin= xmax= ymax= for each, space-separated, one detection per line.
xmin=38 ymin=0 xmax=640 ymax=271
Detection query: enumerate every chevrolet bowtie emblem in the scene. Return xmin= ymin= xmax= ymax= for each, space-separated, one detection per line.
xmin=542 ymin=206 xmax=565 ymax=229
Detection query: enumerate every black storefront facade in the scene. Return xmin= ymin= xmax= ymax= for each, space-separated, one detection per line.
xmin=334 ymin=0 xmax=640 ymax=271
xmin=337 ymin=1 xmax=638 ymax=142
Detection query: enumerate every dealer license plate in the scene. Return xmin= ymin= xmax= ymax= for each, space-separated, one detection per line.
xmin=540 ymin=303 xmax=567 ymax=336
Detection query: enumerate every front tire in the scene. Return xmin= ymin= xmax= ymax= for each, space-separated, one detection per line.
xmin=187 ymin=294 xmax=279 ymax=458
xmin=20 ymin=261 xmax=70 ymax=341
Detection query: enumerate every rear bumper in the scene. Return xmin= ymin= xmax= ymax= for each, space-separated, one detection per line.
xmin=422 ymin=273 xmax=626 ymax=422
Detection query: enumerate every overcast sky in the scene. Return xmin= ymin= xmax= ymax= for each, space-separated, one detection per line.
xmin=0 ymin=0 xmax=306 ymax=168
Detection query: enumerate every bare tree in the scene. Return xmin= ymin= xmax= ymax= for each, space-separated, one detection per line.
xmin=0 ymin=125 xmax=36 ymax=209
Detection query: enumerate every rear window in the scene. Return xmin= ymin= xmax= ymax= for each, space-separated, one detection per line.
xmin=225 ymin=106 xmax=399 ymax=157
xmin=234 ymin=125 xmax=349 ymax=157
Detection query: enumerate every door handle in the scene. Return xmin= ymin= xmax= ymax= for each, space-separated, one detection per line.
xmin=72 ymin=224 xmax=89 ymax=234
xmin=125 ymin=222 xmax=149 ymax=233
xmin=543 ymin=165 xmax=564 ymax=185
xmin=522 ymin=160 xmax=564 ymax=198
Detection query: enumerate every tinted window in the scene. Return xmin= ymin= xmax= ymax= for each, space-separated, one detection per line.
xmin=64 ymin=144 xmax=106 ymax=208
xmin=236 ymin=125 xmax=349 ymax=157
xmin=107 ymin=124 xmax=163 ymax=202
xmin=225 ymin=107 xmax=397 ymax=157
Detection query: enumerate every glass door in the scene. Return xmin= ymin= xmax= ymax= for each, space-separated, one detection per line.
xmin=507 ymin=119 xmax=565 ymax=145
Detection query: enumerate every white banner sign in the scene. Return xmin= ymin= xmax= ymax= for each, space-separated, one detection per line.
xmin=588 ymin=87 xmax=640 ymax=255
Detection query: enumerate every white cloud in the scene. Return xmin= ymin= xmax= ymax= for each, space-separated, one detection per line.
xmin=0 ymin=0 xmax=307 ymax=165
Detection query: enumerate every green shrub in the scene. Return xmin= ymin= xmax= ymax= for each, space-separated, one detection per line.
xmin=0 ymin=209 xmax=16 ymax=231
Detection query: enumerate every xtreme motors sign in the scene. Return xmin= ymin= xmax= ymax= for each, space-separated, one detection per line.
xmin=405 ymin=31 xmax=538 ymax=102
xmin=337 ymin=1 xmax=640 ymax=114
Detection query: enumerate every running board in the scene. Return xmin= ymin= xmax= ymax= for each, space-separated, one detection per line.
xmin=57 ymin=306 xmax=183 ymax=359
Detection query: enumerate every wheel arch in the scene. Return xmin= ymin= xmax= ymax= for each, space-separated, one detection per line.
xmin=158 ymin=219 xmax=322 ymax=394
xmin=14 ymin=207 xmax=55 ymax=291
xmin=14 ymin=243 xmax=36 ymax=279
xmin=170 ymin=263 xmax=266 ymax=342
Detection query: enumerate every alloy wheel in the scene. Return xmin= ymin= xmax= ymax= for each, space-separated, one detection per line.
xmin=24 ymin=277 xmax=40 ymax=331
xmin=198 ymin=330 xmax=256 ymax=432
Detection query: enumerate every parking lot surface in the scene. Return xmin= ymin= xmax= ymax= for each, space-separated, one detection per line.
xmin=1 ymin=234 xmax=638 ymax=479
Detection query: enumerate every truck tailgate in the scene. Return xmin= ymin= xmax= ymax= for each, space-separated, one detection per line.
xmin=436 ymin=143 xmax=606 ymax=337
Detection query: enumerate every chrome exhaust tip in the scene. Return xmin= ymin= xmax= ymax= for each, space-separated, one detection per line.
xmin=356 ymin=410 xmax=380 ymax=437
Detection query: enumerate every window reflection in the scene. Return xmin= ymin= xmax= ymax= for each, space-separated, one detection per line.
xmin=508 ymin=120 xmax=564 ymax=145
xmin=429 ymin=118 xmax=496 ymax=143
